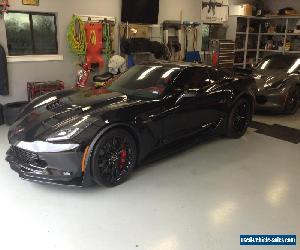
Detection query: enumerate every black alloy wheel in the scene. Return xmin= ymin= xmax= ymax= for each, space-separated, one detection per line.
xmin=227 ymin=98 xmax=252 ymax=139
xmin=92 ymin=129 xmax=137 ymax=187
xmin=284 ymin=88 xmax=299 ymax=115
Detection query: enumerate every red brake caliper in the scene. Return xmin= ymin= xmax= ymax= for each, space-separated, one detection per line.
xmin=119 ymin=144 xmax=127 ymax=169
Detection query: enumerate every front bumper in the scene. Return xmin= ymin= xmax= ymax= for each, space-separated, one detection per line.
xmin=6 ymin=143 xmax=86 ymax=187
xmin=255 ymin=88 xmax=288 ymax=112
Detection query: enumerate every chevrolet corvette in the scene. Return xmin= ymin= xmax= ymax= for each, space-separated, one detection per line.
xmin=254 ymin=54 xmax=300 ymax=114
xmin=6 ymin=62 xmax=256 ymax=187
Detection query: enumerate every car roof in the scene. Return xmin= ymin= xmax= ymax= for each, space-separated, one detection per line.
xmin=137 ymin=60 xmax=211 ymax=70
xmin=264 ymin=54 xmax=299 ymax=60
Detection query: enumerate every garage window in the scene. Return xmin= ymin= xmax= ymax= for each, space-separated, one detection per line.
xmin=4 ymin=11 xmax=58 ymax=56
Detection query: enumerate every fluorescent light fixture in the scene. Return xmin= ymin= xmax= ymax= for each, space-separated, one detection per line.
xmin=287 ymin=58 xmax=300 ymax=74
xmin=260 ymin=59 xmax=270 ymax=70
xmin=254 ymin=74 xmax=262 ymax=80
xmin=34 ymin=96 xmax=57 ymax=109
xmin=137 ymin=66 xmax=161 ymax=80
xmin=161 ymin=68 xmax=180 ymax=78
xmin=72 ymin=115 xmax=90 ymax=127
xmin=82 ymin=106 xmax=91 ymax=111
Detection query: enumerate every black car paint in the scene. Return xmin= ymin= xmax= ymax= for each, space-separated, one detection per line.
xmin=6 ymin=63 xmax=256 ymax=186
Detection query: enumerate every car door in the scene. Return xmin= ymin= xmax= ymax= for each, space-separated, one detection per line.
xmin=163 ymin=67 xmax=223 ymax=143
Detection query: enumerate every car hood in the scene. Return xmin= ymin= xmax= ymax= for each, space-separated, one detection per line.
xmin=8 ymin=87 xmax=139 ymax=143
xmin=253 ymin=69 xmax=287 ymax=91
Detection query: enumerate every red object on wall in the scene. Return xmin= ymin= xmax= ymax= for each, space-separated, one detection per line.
xmin=85 ymin=22 xmax=104 ymax=68
xmin=0 ymin=0 xmax=9 ymax=13
xmin=27 ymin=81 xmax=64 ymax=101
xmin=76 ymin=63 xmax=91 ymax=88
xmin=212 ymin=51 xmax=218 ymax=66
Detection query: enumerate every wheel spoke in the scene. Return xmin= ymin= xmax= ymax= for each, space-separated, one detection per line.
xmin=95 ymin=134 xmax=135 ymax=185
xmin=232 ymin=101 xmax=250 ymax=134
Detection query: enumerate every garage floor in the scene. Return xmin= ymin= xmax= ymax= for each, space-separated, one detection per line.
xmin=0 ymin=112 xmax=299 ymax=250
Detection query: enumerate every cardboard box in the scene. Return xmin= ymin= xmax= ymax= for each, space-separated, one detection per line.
xmin=229 ymin=4 xmax=253 ymax=16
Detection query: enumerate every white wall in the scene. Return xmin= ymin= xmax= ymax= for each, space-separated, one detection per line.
xmin=0 ymin=0 xmax=201 ymax=104
xmin=159 ymin=0 xmax=201 ymax=22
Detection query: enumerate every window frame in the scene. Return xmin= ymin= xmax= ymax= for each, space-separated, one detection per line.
xmin=4 ymin=10 xmax=59 ymax=56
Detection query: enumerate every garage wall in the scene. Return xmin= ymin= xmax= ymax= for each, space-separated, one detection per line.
xmin=159 ymin=0 xmax=201 ymax=22
xmin=0 ymin=0 xmax=201 ymax=104
xmin=0 ymin=0 xmax=121 ymax=104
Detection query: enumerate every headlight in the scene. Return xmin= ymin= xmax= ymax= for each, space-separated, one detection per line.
xmin=264 ymin=79 xmax=287 ymax=90
xmin=271 ymin=80 xmax=287 ymax=89
xmin=46 ymin=127 xmax=82 ymax=142
xmin=46 ymin=115 xmax=93 ymax=142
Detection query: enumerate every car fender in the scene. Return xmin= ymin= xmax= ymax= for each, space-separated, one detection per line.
xmin=282 ymin=79 xmax=300 ymax=105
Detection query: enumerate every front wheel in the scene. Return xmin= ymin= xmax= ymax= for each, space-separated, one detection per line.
xmin=92 ymin=128 xmax=137 ymax=187
xmin=284 ymin=88 xmax=299 ymax=115
xmin=226 ymin=98 xmax=252 ymax=139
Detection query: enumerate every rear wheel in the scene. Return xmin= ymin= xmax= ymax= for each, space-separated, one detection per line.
xmin=227 ymin=98 xmax=252 ymax=139
xmin=92 ymin=129 xmax=137 ymax=187
xmin=284 ymin=88 xmax=299 ymax=115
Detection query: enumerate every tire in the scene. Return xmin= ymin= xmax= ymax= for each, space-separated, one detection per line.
xmin=227 ymin=98 xmax=252 ymax=139
xmin=284 ymin=88 xmax=299 ymax=115
xmin=3 ymin=101 xmax=29 ymax=126
xmin=91 ymin=128 xmax=137 ymax=187
xmin=0 ymin=104 xmax=4 ymax=126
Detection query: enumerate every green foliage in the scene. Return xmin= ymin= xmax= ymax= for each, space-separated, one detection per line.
xmin=67 ymin=15 xmax=86 ymax=56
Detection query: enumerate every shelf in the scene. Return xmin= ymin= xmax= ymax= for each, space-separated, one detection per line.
xmin=234 ymin=15 xmax=300 ymax=68
xmin=236 ymin=32 xmax=259 ymax=35
xmin=265 ymin=15 xmax=300 ymax=19
xmin=234 ymin=15 xmax=300 ymax=20
xmin=235 ymin=49 xmax=257 ymax=52
xmin=259 ymin=49 xmax=283 ymax=53
xmin=258 ymin=50 xmax=300 ymax=54
xmin=261 ymin=33 xmax=285 ymax=36
xmin=235 ymin=49 xmax=300 ymax=54
xmin=286 ymin=51 xmax=300 ymax=54
xmin=236 ymin=32 xmax=300 ymax=36
xmin=237 ymin=32 xmax=300 ymax=36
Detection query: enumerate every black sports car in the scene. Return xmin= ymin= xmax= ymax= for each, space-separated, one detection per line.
xmin=254 ymin=54 xmax=300 ymax=114
xmin=6 ymin=62 xmax=256 ymax=187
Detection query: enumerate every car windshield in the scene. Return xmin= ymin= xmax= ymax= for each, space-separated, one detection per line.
xmin=255 ymin=56 xmax=297 ymax=70
xmin=107 ymin=65 xmax=181 ymax=99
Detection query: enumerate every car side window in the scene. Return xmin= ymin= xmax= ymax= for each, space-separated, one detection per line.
xmin=208 ymin=68 xmax=228 ymax=82
xmin=174 ymin=68 xmax=211 ymax=90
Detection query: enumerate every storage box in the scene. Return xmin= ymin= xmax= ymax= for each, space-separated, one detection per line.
xmin=27 ymin=80 xmax=64 ymax=101
xmin=229 ymin=4 xmax=253 ymax=16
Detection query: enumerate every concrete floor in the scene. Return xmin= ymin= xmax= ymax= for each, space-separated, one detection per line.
xmin=0 ymin=115 xmax=299 ymax=250
xmin=254 ymin=109 xmax=300 ymax=129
